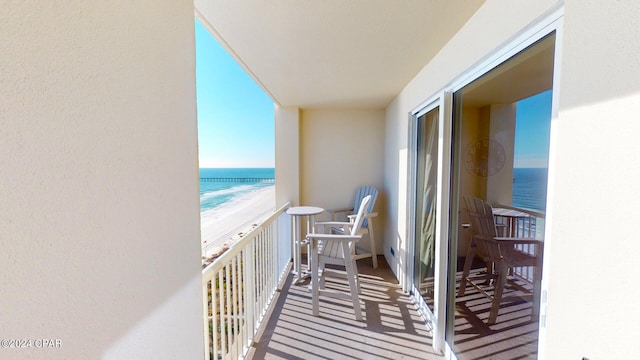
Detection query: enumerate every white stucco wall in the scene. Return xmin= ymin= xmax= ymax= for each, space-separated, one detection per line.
xmin=300 ymin=109 xmax=385 ymax=247
xmin=486 ymin=104 xmax=517 ymax=206
xmin=385 ymin=0 xmax=640 ymax=357
xmin=0 ymin=2 xmax=203 ymax=359
xmin=274 ymin=106 xmax=301 ymax=207
xmin=542 ymin=0 xmax=640 ymax=358
xmin=383 ymin=0 xmax=559 ymax=283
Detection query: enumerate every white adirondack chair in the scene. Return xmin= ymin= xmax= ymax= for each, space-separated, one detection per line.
xmin=326 ymin=185 xmax=379 ymax=268
xmin=458 ymin=196 xmax=543 ymax=324
xmin=306 ymin=195 xmax=372 ymax=321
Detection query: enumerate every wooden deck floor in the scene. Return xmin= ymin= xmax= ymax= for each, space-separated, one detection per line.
xmin=247 ymin=257 xmax=539 ymax=359
xmin=451 ymin=267 xmax=539 ymax=360
xmin=247 ymin=257 xmax=444 ymax=360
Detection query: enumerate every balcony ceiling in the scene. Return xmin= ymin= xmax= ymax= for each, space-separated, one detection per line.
xmin=195 ymin=0 xmax=485 ymax=109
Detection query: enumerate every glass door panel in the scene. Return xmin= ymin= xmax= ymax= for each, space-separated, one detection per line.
xmin=413 ymin=107 xmax=440 ymax=312
xmin=445 ymin=33 xmax=555 ymax=360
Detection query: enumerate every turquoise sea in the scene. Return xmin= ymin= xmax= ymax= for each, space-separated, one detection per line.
xmin=199 ymin=168 xmax=275 ymax=213
xmin=199 ymin=167 xmax=546 ymax=215
xmin=512 ymin=167 xmax=547 ymax=212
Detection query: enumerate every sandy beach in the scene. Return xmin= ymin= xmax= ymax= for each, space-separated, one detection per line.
xmin=201 ymin=186 xmax=276 ymax=258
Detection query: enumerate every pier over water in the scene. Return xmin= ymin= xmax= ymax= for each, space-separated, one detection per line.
xmin=200 ymin=177 xmax=275 ymax=183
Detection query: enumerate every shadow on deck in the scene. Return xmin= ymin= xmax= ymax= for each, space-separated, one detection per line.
xmin=247 ymin=256 xmax=444 ymax=360
xmin=451 ymin=266 xmax=539 ymax=360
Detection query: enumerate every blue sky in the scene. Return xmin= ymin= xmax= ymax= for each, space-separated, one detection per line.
xmin=515 ymin=90 xmax=552 ymax=168
xmin=195 ymin=20 xmax=275 ymax=168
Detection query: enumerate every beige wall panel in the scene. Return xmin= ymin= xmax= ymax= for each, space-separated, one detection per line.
xmin=0 ymin=1 xmax=203 ymax=359
xmin=275 ymin=106 xmax=300 ymax=207
xmin=457 ymin=107 xmax=486 ymax=255
xmin=300 ymin=109 xmax=385 ymax=246
xmin=487 ymin=103 xmax=516 ymax=205
xmin=543 ymin=0 xmax=640 ymax=358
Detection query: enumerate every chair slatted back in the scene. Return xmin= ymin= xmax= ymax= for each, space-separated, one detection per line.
xmin=350 ymin=195 xmax=372 ymax=236
xmin=353 ymin=186 xmax=378 ymax=228
xmin=463 ymin=196 xmax=503 ymax=261
xmin=323 ymin=195 xmax=372 ymax=259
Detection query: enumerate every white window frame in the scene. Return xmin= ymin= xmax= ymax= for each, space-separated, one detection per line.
xmin=407 ymin=5 xmax=564 ymax=359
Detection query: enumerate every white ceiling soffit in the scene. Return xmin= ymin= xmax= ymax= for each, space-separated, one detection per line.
xmin=195 ymin=0 xmax=485 ymax=109
xmin=461 ymin=33 xmax=556 ymax=107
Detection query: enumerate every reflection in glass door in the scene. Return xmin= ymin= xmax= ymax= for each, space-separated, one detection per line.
xmin=413 ymin=107 xmax=439 ymax=313
xmin=445 ymin=33 xmax=555 ymax=360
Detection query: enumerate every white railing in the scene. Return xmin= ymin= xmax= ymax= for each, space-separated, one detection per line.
xmin=494 ymin=204 xmax=545 ymax=282
xmin=202 ymin=202 xmax=292 ymax=360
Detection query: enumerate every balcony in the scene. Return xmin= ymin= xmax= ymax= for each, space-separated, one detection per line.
xmin=202 ymin=203 xmax=542 ymax=360
xmin=201 ymin=203 xmax=440 ymax=360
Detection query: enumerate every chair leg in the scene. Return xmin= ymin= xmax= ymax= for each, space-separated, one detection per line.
xmin=319 ymin=261 xmax=326 ymax=290
xmin=351 ymin=258 xmax=361 ymax=294
xmin=488 ymin=262 xmax=508 ymax=325
xmin=310 ymin=239 xmax=320 ymax=317
xmin=368 ymin=221 xmax=378 ymax=268
xmin=457 ymin=239 xmax=477 ymax=297
xmin=532 ymin=259 xmax=543 ymax=320
xmin=343 ymin=242 xmax=363 ymax=321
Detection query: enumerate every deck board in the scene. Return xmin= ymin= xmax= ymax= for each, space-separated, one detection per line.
xmin=247 ymin=257 xmax=444 ymax=360
xmin=247 ymin=257 xmax=539 ymax=359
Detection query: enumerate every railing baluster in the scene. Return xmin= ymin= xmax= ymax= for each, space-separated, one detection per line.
xmin=203 ymin=279 xmax=211 ymax=360
xmin=244 ymin=242 xmax=254 ymax=346
xmin=254 ymin=236 xmax=262 ymax=325
xmin=218 ymin=270 xmax=226 ymax=359
xmin=262 ymin=232 xmax=268 ymax=313
xmin=260 ymin=232 xmax=266 ymax=315
xmin=258 ymin=234 xmax=268 ymax=310
xmin=201 ymin=203 xmax=291 ymax=360
xmin=271 ymin=225 xmax=276 ymax=291
xmin=231 ymin=257 xmax=238 ymax=359
xmin=264 ymin=229 xmax=269 ymax=294
xmin=225 ymin=263 xmax=232 ymax=359
xmin=259 ymin=232 xmax=265 ymax=315
xmin=238 ymin=251 xmax=246 ymax=356
xmin=268 ymin=225 xmax=274 ymax=292
xmin=211 ymin=276 xmax=218 ymax=360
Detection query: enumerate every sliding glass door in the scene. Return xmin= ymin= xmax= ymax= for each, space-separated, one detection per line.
xmin=407 ymin=10 xmax=562 ymax=358
xmin=412 ymin=106 xmax=440 ymax=314
xmin=444 ymin=32 xmax=555 ymax=360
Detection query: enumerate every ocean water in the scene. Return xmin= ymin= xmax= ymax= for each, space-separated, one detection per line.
xmin=199 ymin=168 xmax=275 ymax=213
xmin=199 ymin=167 xmax=545 ymax=214
xmin=512 ymin=168 xmax=547 ymax=212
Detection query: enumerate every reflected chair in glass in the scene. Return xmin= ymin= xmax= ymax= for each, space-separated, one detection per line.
xmin=458 ymin=196 xmax=544 ymax=324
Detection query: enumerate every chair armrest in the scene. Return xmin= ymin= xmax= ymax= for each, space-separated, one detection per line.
xmin=314 ymin=221 xmax=353 ymax=227
xmin=306 ymin=233 xmax=362 ymax=241
xmin=347 ymin=212 xmax=378 ymax=221
xmin=494 ymin=237 xmax=543 ymax=245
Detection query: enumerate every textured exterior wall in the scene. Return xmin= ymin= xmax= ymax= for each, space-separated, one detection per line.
xmin=542 ymin=0 xmax=640 ymax=358
xmin=300 ymin=109 xmax=386 ymax=245
xmin=385 ymin=0 xmax=640 ymax=357
xmin=0 ymin=1 xmax=203 ymax=359
xmin=274 ymin=106 xmax=301 ymax=207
